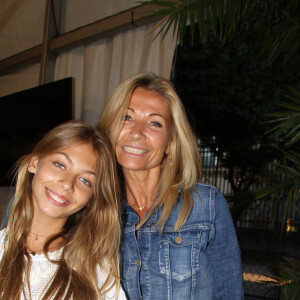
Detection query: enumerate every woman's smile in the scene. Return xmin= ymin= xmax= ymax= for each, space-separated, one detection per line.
xmin=122 ymin=146 xmax=148 ymax=155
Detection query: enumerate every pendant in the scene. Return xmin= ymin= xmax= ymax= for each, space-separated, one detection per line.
xmin=130 ymin=204 xmax=146 ymax=211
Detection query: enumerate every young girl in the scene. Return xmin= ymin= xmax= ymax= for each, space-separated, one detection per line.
xmin=0 ymin=121 xmax=126 ymax=299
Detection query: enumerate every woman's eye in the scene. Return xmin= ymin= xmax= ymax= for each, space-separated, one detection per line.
xmin=124 ymin=114 xmax=131 ymax=121
xmin=150 ymin=121 xmax=162 ymax=128
xmin=80 ymin=177 xmax=90 ymax=186
xmin=54 ymin=162 xmax=65 ymax=169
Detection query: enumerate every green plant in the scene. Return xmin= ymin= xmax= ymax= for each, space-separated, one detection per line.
xmin=138 ymin=0 xmax=251 ymax=44
xmin=231 ymin=87 xmax=300 ymax=230
xmin=264 ymin=257 xmax=300 ymax=300
xmin=138 ymin=0 xmax=300 ymax=66
xmin=173 ymin=23 xmax=287 ymax=195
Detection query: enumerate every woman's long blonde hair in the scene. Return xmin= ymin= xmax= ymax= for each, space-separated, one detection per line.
xmin=0 ymin=121 xmax=121 ymax=299
xmin=98 ymin=72 xmax=201 ymax=231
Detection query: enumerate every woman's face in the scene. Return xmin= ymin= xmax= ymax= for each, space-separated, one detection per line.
xmin=115 ymin=87 xmax=172 ymax=173
xmin=28 ymin=143 xmax=97 ymax=223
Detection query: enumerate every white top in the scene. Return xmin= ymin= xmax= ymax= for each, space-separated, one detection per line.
xmin=0 ymin=228 xmax=127 ymax=300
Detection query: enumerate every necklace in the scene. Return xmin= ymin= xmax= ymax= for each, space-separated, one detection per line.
xmin=26 ymin=241 xmax=63 ymax=256
xmin=129 ymin=203 xmax=148 ymax=211
xmin=29 ymin=231 xmax=45 ymax=241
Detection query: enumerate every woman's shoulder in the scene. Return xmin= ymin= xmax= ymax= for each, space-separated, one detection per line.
xmin=189 ymin=183 xmax=226 ymax=212
xmin=192 ymin=183 xmax=221 ymax=198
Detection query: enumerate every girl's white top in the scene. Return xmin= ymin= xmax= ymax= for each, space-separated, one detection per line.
xmin=0 ymin=228 xmax=127 ymax=300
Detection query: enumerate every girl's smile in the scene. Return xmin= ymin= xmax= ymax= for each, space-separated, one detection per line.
xmin=45 ymin=187 xmax=71 ymax=207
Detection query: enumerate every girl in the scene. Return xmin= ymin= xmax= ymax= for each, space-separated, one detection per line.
xmin=0 ymin=121 xmax=126 ymax=299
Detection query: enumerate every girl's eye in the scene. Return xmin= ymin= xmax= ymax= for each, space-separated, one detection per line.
xmin=150 ymin=121 xmax=162 ymax=128
xmin=80 ymin=177 xmax=91 ymax=186
xmin=54 ymin=162 xmax=65 ymax=169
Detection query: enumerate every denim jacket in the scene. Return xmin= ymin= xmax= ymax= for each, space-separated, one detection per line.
xmin=120 ymin=183 xmax=244 ymax=300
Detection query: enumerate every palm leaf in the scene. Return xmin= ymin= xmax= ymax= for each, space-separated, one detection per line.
xmin=231 ymin=87 xmax=300 ymax=231
xmin=256 ymin=0 xmax=300 ymax=66
xmin=267 ymin=88 xmax=300 ymax=147
xmin=264 ymin=258 xmax=300 ymax=300
xmin=137 ymin=0 xmax=252 ymax=44
xmin=230 ymin=177 xmax=297 ymax=223
xmin=138 ymin=0 xmax=300 ymax=66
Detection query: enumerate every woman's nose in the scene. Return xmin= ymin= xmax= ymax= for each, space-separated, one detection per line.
xmin=130 ymin=121 xmax=145 ymax=141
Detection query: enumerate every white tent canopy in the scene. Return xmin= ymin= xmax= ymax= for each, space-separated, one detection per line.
xmin=0 ymin=0 xmax=177 ymax=124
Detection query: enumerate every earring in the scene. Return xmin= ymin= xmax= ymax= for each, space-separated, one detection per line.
xmin=169 ymin=154 xmax=173 ymax=166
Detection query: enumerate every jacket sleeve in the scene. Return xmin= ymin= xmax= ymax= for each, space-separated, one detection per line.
xmin=207 ymin=188 xmax=244 ymax=299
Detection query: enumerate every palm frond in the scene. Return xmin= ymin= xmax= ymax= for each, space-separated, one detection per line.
xmin=137 ymin=0 xmax=251 ymax=44
xmin=230 ymin=177 xmax=297 ymax=223
xmin=138 ymin=0 xmax=300 ymax=66
xmin=256 ymin=0 xmax=300 ymax=66
xmin=267 ymin=87 xmax=300 ymax=147
xmin=265 ymin=258 xmax=300 ymax=300
xmin=232 ymin=87 xmax=300 ymax=230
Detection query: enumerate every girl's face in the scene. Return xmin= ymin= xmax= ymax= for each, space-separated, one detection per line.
xmin=28 ymin=143 xmax=97 ymax=223
xmin=115 ymin=87 xmax=172 ymax=173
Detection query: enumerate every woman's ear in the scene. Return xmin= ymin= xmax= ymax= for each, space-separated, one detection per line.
xmin=28 ymin=157 xmax=39 ymax=174
xmin=165 ymin=144 xmax=170 ymax=155
xmin=165 ymin=138 xmax=171 ymax=155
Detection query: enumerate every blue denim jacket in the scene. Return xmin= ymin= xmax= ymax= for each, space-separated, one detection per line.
xmin=120 ymin=183 xmax=244 ymax=300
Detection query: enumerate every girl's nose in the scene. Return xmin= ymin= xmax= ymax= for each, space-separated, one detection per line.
xmin=59 ymin=175 xmax=75 ymax=192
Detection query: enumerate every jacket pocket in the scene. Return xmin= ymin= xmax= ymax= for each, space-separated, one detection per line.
xmin=159 ymin=228 xmax=210 ymax=282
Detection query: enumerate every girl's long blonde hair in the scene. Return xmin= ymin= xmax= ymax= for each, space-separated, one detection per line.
xmin=98 ymin=72 xmax=201 ymax=231
xmin=0 ymin=121 xmax=121 ymax=299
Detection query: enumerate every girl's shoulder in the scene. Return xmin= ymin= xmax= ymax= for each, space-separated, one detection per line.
xmin=0 ymin=227 xmax=6 ymax=242
xmin=95 ymin=263 xmax=127 ymax=299
xmin=0 ymin=227 xmax=7 ymax=260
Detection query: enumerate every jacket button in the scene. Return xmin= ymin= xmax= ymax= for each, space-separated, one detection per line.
xmin=134 ymin=259 xmax=141 ymax=266
xmin=175 ymin=235 xmax=182 ymax=244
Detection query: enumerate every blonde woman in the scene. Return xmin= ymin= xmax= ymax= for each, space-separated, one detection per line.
xmin=98 ymin=72 xmax=244 ymax=299
xmin=0 ymin=121 xmax=126 ymax=299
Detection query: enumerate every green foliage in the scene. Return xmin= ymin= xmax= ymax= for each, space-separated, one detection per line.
xmin=172 ymin=20 xmax=300 ymax=193
xmin=138 ymin=0 xmax=300 ymax=66
xmin=254 ymin=0 xmax=300 ymax=67
xmin=138 ymin=0 xmax=251 ymax=44
xmin=265 ymin=258 xmax=300 ymax=300
xmin=267 ymin=87 xmax=300 ymax=147
xmin=261 ymin=87 xmax=300 ymax=300
xmin=230 ymin=89 xmax=300 ymax=228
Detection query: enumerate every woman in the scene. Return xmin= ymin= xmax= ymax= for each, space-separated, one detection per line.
xmin=0 ymin=121 xmax=126 ymax=299
xmin=98 ymin=72 xmax=244 ymax=299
